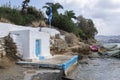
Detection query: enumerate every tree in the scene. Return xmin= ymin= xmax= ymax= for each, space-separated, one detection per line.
xmin=21 ymin=0 xmax=30 ymax=13
xmin=77 ymin=15 xmax=98 ymax=40
xmin=27 ymin=6 xmax=44 ymax=20
xmin=43 ymin=2 xmax=63 ymax=16
xmin=64 ymin=10 xmax=76 ymax=20
xmin=87 ymin=19 xmax=98 ymax=38
xmin=52 ymin=14 xmax=79 ymax=35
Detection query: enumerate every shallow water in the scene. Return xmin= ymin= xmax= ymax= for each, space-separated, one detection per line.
xmin=71 ymin=58 xmax=120 ymax=80
xmin=102 ymin=43 xmax=120 ymax=47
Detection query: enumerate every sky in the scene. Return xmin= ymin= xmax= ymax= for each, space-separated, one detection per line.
xmin=0 ymin=0 xmax=120 ymax=36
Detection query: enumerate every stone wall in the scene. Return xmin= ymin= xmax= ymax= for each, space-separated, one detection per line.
xmin=0 ymin=35 xmax=27 ymax=61
xmin=31 ymin=69 xmax=64 ymax=80
xmin=0 ymin=38 xmax=6 ymax=58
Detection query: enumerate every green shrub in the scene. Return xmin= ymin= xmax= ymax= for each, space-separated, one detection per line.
xmin=0 ymin=6 xmax=45 ymax=26
xmin=52 ymin=14 xmax=79 ymax=35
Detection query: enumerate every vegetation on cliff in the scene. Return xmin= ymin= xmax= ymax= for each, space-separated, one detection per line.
xmin=0 ymin=1 xmax=44 ymax=25
xmin=0 ymin=0 xmax=98 ymax=41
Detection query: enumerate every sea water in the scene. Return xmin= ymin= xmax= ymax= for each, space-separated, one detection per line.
xmin=112 ymin=43 xmax=120 ymax=47
xmin=71 ymin=58 xmax=120 ymax=80
xmin=103 ymin=43 xmax=120 ymax=47
xmin=71 ymin=42 xmax=120 ymax=80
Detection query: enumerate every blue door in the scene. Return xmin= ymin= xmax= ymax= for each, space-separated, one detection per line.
xmin=35 ymin=40 xmax=41 ymax=56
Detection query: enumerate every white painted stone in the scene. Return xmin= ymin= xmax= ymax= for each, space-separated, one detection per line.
xmin=0 ymin=22 xmax=61 ymax=60
xmin=41 ymin=28 xmax=60 ymax=37
xmin=10 ymin=30 xmax=51 ymax=60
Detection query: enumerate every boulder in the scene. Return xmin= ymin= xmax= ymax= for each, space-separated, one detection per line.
xmin=0 ymin=38 xmax=6 ymax=58
xmin=67 ymin=42 xmax=91 ymax=56
xmin=65 ymin=33 xmax=79 ymax=47
xmin=31 ymin=21 xmax=40 ymax=27
xmin=31 ymin=20 xmax=46 ymax=27
xmin=39 ymin=20 xmax=46 ymax=27
xmin=89 ymin=52 xmax=100 ymax=58
xmin=50 ymin=39 xmax=68 ymax=55
xmin=0 ymin=18 xmax=11 ymax=23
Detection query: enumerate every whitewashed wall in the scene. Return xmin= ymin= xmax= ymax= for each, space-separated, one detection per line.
xmin=41 ymin=28 xmax=60 ymax=37
xmin=10 ymin=30 xmax=51 ymax=60
xmin=30 ymin=30 xmax=51 ymax=59
xmin=0 ymin=22 xmax=37 ymax=37
xmin=10 ymin=30 xmax=31 ymax=59
xmin=0 ymin=22 xmax=60 ymax=60
xmin=0 ymin=22 xmax=60 ymax=38
xmin=0 ymin=23 xmax=9 ymax=37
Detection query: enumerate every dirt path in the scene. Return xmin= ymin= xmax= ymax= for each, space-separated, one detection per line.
xmin=0 ymin=57 xmax=28 ymax=80
xmin=71 ymin=58 xmax=120 ymax=80
xmin=0 ymin=65 xmax=25 ymax=80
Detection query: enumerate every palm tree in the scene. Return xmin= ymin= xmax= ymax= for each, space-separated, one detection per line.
xmin=22 ymin=0 xmax=30 ymax=13
xmin=65 ymin=10 xmax=76 ymax=19
xmin=43 ymin=2 xmax=63 ymax=16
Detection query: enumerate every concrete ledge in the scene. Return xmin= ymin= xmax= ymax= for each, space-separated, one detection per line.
xmin=24 ymin=69 xmax=64 ymax=80
xmin=62 ymin=55 xmax=78 ymax=70
xmin=17 ymin=61 xmax=63 ymax=69
xmin=17 ymin=55 xmax=78 ymax=75
xmin=65 ymin=61 xmax=78 ymax=77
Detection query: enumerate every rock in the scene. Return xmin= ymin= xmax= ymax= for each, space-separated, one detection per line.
xmin=78 ymin=56 xmax=90 ymax=64
xmin=39 ymin=20 xmax=46 ymax=27
xmin=78 ymin=42 xmax=85 ymax=45
xmin=26 ymin=70 xmax=36 ymax=74
xmin=55 ymin=34 xmax=60 ymax=39
xmin=79 ymin=43 xmax=91 ymax=55
xmin=31 ymin=20 xmax=47 ymax=28
xmin=31 ymin=21 xmax=40 ymax=27
xmin=65 ymin=33 xmax=79 ymax=47
xmin=59 ymin=30 xmax=68 ymax=35
xmin=50 ymin=30 xmax=92 ymax=56
xmin=0 ymin=18 xmax=11 ymax=23
xmin=0 ymin=38 xmax=6 ymax=58
xmin=50 ymin=39 xmax=68 ymax=54
xmin=69 ymin=45 xmax=81 ymax=53
xmin=67 ymin=42 xmax=92 ymax=58
xmin=89 ymin=52 xmax=100 ymax=58
xmin=4 ymin=35 xmax=22 ymax=60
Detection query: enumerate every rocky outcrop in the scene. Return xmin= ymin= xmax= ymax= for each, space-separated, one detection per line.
xmin=0 ymin=18 xmax=11 ymax=23
xmin=0 ymin=38 xmax=6 ymax=58
xmin=0 ymin=37 xmax=7 ymax=68
xmin=39 ymin=20 xmax=47 ymax=27
xmin=68 ymin=42 xmax=91 ymax=55
xmin=0 ymin=35 xmax=23 ymax=68
xmin=31 ymin=20 xmax=47 ymax=27
xmin=4 ymin=35 xmax=22 ymax=60
xmin=50 ymin=38 xmax=68 ymax=55
xmin=65 ymin=33 xmax=79 ymax=47
xmin=50 ymin=32 xmax=92 ymax=57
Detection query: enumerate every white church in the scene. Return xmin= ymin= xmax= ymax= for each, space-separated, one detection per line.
xmin=0 ymin=22 xmax=60 ymax=60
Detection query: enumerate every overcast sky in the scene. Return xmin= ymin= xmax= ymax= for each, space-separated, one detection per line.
xmin=0 ymin=0 xmax=120 ymax=36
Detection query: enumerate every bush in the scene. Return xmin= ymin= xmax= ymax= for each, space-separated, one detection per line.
xmin=52 ymin=14 xmax=79 ymax=35
xmin=0 ymin=6 xmax=45 ymax=26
